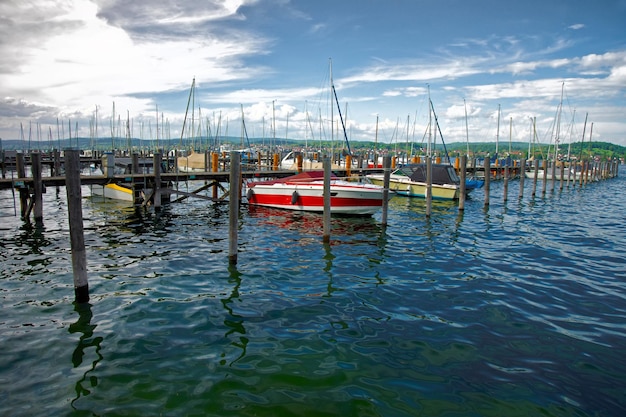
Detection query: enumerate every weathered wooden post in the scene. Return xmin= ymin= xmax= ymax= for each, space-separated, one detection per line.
xmin=53 ymin=149 xmax=61 ymax=179
xmin=550 ymin=161 xmax=556 ymax=192
xmin=426 ymin=157 xmax=432 ymax=217
xmin=503 ymin=164 xmax=509 ymax=203
xmin=31 ymin=151 xmax=44 ymax=225
xmin=518 ymin=159 xmax=526 ymax=199
xmin=106 ymin=153 xmax=114 ymax=178
xmin=229 ymin=151 xmax=241 ymax=264
xmin=132 ymin=153 xmax=141 ymax=205
xmin=381 ymin=156 xmax=391 ymax=225
xmin=483 ymin=157 xmax=490 ymax=207
xmin=559 ymin=163 xmax=565 ymax=190
xmin=212 ymin=152 xmax=219 ymax=199
xmin=458 ymin=155 xmax=467 ymax=211
xmin=323 ymin=157 xmax=332 ymax=243
xmin=65 ymin=149 xmax=89 ymax=304
xmin=153 ymin=153 xmax=162 ymax=208
xmin=16 ymin=153 xmax=28 ymax=218
xmin=532 ymin=159 xmax=539 ymax=197
xmin=542 ymin=160 xmax=548 ymax=195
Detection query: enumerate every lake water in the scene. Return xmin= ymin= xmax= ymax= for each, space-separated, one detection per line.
xmin=1 ymin=168 xmax=625 ymax=416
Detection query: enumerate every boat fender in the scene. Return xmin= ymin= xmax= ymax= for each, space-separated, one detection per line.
xmin=291 ymin=190 xmax=299 ymax=205
xmin=247 ymin=188 xmax=254 ymax=201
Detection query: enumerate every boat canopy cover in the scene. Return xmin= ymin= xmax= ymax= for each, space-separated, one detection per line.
xmin=248 ymin=170 xmax=338 ymax=187
xmin=396 ymin=163 xmax=460 ymax=185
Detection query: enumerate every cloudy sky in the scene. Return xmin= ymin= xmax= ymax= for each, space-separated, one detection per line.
xmin=1 ymin=0 xmax=625 ymax=149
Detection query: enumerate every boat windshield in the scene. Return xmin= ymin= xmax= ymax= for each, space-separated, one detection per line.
xmin=395 ymin=163 xmax=460 ymax=185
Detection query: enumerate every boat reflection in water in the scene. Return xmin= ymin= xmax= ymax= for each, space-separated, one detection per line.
xmin=246 ymin=205 xmax=384 ymax=239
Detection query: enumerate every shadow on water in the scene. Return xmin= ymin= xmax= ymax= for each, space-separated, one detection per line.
xmin=69 ymin=302 xmax=103 ymax=410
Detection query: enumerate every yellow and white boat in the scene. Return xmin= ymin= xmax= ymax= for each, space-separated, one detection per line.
xmin=366 ymin=163 xmax=463 ymax=201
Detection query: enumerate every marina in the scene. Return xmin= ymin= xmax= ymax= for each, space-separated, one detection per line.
xmin=0 ymin=159 xmax=624 ymax=416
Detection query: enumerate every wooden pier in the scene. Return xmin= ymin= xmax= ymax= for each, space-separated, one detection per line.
xmin=0 ymin=149 xmax=620 ymax=304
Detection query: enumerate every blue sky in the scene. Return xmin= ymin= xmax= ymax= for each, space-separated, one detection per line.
xmin=1 ymin=0 xmax=625 ymax=149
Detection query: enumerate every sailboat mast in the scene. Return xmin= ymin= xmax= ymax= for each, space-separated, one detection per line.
xmin=375 ymin=114 xmax=379 ymax=162
xmin=495 ymin=104 xmax=500 ymax=157
xmin=464 ymin=99 xmax=470 ymax=157
xmin=555 ymin=82 xmax=564 ymax=161
xmin=509 ymin=117 xmax=512 ymax=154
xmin=329 ymin=58 xmax=334 ymax=157
xmin=427 ymin=85 xmax=432 ymax=157
xmin=578 ymin=112 xmax=588 ymax=162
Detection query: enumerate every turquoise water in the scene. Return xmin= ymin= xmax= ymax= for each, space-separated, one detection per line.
xmin=1 ymin=170 xmax=625 ymax=416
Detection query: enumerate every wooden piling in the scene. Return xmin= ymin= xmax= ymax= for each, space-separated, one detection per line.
xmin=53 ymin=150 xmax=61 ymax=179
xmin=31 ymin=152 xmax=44 ymax=225
xmin=518 ymin=159 xmax=526 ymax=199
xmin=297 ymin=153 xmax=303 ymax=172
xmin=550 ymin=161 xmax=556 ymax=193
xmin=532 ymin=159 xmax=539 ymax=197
xmin=16 ymin=153 xmax=28 ymax=218
xmin=458 ymin=155 xmax=467 ymax=211
xmin=503 ymin=164 xmax=509 ymax=203
xmin=106 ymin=153 xmax=114 ymax=178
xmin=132 ymin=153 xmax=141 ymax=205
xmin=273 ymin=154 xmax=279 ymax=171
xmin=323 ymin=157 xmax=331 ymax=243
xmin=381 ymin=156 xmax=391 ymax=225
xmin=483 ymin=157 xmax=490 ymax=207
xmin=153 ymin=153 xmax=162 ymax=208
xmin=65 ymin=149 xmax=89 ymax=304
xmin=426 ymin=157 xmax=432 ymax=217
xmin=542 ymin=160 xmax=548 ymax=195
xmin=212 ymin=152 xmax=219 ymax=200
xmin=228 ymin=151 xmax=241 ymax=264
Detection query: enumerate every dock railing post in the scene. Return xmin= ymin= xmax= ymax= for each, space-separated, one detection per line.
xmin=65 ymin=149 xmax=89 ymax=304
xmin=229 ymin=151 xmax=241 ymax=264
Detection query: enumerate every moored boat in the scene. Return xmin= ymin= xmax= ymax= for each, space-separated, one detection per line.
xmin=91 ymin=155 xmax=161 ymax=202
xmin=246 ymin=171 xmax=390 ymax=216
xmin=366 ymin=163 xmax=466 ymax=200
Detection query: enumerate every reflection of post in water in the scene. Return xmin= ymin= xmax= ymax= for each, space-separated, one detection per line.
xmin=222 ymin=265 xmax=248 ymax=365
xmin=69 ymin=302 xmax=103 ymax=408
xmin=323 ymin=242 xmax=337 ymax=297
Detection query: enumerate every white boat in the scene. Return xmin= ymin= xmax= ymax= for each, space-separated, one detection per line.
xmin=524 ymin=165 xmax=586 ymax=181
xmin=246 ymin=171 xmax=390 ymax=216
xmin=279 ymin=151 xmax=342 ymax=171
